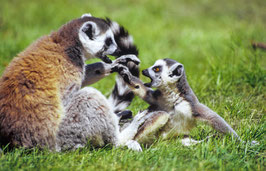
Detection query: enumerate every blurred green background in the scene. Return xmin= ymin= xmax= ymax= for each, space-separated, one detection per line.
xmin=0 ymin=0 xmax=265 ymax=170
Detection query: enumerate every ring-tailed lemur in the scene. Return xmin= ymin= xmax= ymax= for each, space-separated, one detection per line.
xmin=116 ymin=58 xmax=243 ymax=146
xmin=55 ymin=17 xmax=145 ymax=151
xmin=0 ymin=13 xmax=143 ymax=151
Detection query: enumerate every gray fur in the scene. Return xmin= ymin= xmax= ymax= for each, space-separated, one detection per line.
xmin=163 ymin=58 xmax=177 ymax=68
xmin=56 ymin=55 xmax=141 ymax=151
xmin=56 ymin=86 xmax=142 ymax=151
xmin=56 ymin=87 xmax=119 ymax=151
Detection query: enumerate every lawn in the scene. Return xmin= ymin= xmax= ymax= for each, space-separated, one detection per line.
xmin=0 ymin=0 xmax=265 ymax=170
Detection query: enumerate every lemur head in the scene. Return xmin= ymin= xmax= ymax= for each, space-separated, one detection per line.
xmin=142 ymin=58 xmax=184 ymax=88
xmin=54 ymin=13 xmax=119 ymax=63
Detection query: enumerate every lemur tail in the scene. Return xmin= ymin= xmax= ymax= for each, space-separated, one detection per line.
xmin=107 ymin=19 xmax=139 ymax=114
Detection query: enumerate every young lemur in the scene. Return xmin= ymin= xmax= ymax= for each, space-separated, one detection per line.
xmin=116 ymin=58 xmax=242 ymax=146
xmin=0 ymin=13 xmax=143 ymax=151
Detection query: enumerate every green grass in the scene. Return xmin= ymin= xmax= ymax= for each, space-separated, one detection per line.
xmin=0 ymin=0 xmax=265 ymax=170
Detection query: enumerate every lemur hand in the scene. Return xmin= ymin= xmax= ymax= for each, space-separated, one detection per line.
xmin=114 ymin=64 xmax=142 ymax=90
xmin=113 ymin=55 xmax=140 ymax=66
xmin=111 ymin=64 xmax=131 ymax=80
xmin=110 ymin=55 xmax=140 ymax=78
xmin=111 ymin=64 xmax=132 ymax=84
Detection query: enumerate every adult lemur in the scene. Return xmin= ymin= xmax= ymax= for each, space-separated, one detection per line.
xmin=0 ymin=14 xmax=144 ymax=151
xmin=116 ymin=58 xmax=242 ymax=146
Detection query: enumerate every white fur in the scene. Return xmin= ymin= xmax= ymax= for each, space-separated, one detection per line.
xmin=109 ymin=21 xmax=134 ymax=48
xmin=121 ymin=36 xmax=134 ymax=48
xmin=125 ymin=140 xmax=142 ymax=151
xmin=162 ymin=61 xmax=183 ymax=85
xmin=148 ymin=60 xmax=184 ymax=88
xmin=146 ymin=59 xmax=166 ymax=87
xmin=103 ymin=29 xmax=117 ymax=55
xmin=79 ymin=22 xmax=117 ymax=58
xmin=175 ymin=101 xmax=193 ymax=118
xmin=109 ymin=21 xmax=120 ymax=34
xmin=109 ymin=94 xmax=129 ymax=113
xmin=172 ymin=101 xmax=194 ymax=133
xmin=81 ymin=13 xmax=92 ymax=18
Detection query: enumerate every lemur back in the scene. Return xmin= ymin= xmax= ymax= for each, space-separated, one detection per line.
xmin=0 ymin=35 xmax=81 ymax=148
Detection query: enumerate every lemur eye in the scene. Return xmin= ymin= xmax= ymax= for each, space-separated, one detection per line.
xmin=153 ymin=66 xmax=161 ymax=72
xmin=105 ymin=38 xmax=113 ymax=46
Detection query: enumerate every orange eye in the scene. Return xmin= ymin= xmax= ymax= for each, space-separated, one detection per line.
xmin=153 ymin=67 xmax=160 ymax=72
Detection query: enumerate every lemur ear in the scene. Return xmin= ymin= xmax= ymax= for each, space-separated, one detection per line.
xmin=169 ymin=64 xmax=183 ymax=78
xmin=81 ymin=22 xmax=98 ymax=40
xmin=81 ymin=13 xmax=92 ymax=18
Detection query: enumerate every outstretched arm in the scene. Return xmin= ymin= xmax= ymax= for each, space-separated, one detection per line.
xmin=194 ymin=103 xmax=241 ymax=140
xmin=82 ymin=55 xmax=141 ymax=87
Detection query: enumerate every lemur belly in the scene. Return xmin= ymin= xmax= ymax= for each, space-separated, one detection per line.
xmin=161 ymin=100 xmax=196 ymax=139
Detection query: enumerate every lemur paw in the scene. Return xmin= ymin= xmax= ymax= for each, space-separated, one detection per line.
xmin=114 ymin=55 xmax=140 ymax=66
xmin=119 ymin=66 xmax=132 ymax=84
xmin=126 ymin=140 xmax=142 ymax=152
xmin=112 ymin=64 xmax=133 ymax=84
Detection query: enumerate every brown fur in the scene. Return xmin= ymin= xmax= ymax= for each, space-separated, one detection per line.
xmin=0 ymin=20 xmax=85 ymax=149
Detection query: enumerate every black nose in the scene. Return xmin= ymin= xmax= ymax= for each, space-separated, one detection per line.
xmin=142 ymin=69 xmax=149 ymax=76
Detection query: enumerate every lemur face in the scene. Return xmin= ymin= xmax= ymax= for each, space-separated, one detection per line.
xmin=78 ymin=14 xmax=118 ymax=63
xmin=142 ymin=58 xmax=184 ymax=88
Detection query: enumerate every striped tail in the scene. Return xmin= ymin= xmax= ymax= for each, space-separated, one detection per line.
xmin=107 ymin=19 xmax=139 ymax=114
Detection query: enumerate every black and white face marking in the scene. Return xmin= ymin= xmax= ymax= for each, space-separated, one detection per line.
xmin=142 ymin=59 xmax=184 ymax=88
xmin=79 ymin=14 xmax=117 ymax=63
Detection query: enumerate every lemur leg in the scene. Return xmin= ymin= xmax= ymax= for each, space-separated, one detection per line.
xmin=133 ymin=111 xmax=170 ymax=145
xmin=117 ymin=111 xmax=149 ymax=146
xmin=118 ymin=110 xmax=169 ymax=146
xmin=56 ymin=87 xmax=141 ymax=151
xmin=194 ymin=103 xmax=241 ymax=141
